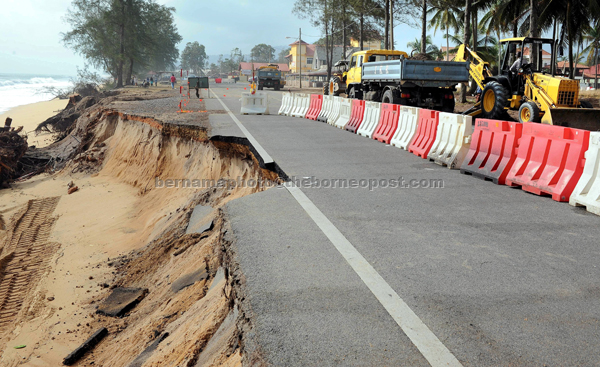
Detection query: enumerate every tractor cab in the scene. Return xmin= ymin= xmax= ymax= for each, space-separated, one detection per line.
xmin=498 ymin=37 xmax=554 ymax=95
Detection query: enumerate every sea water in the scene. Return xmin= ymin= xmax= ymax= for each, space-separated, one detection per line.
xmin=0 ymin=73 xmax=73 ymax=113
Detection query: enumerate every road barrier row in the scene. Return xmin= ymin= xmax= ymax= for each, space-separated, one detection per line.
xmin=334 ymin=98 xmax=353 ymax=128
xmin=327 ymin=97 xmax=343 ymax=125
xmin=317 ymin=95 xmax=333 ymax=123
xmin=570 ymin=132 xmax=600 ymax=214
xmin=345 ymin=100 xmax=366 ymax=133
xmin=273 ymin=93 xmax=600 ymax=216
xmin=427 ymin=113 xmax=473 ymax=169
xmin=291 ymin=93 xmax=310 ymax=118
xmin=505 ymin=124 xmax=589 ymax=202
xmin=390 ymin=106 xmax=420 ymax=150
xmin=372 ymin=103 xmax=401 ymax=144
xmin=240 ymin=92 xmax=269 ymax=115
xmin=279 ymin=92 xmax=294 ymax=115
xmin=306 ymin=94 xmax=323 ymax=120
xmin=460 ymin=120 xmax=522 ymax=185
xmin=408 ymin=109 xmax=439 ymax=159
xmin=356 ymin=101 xmax=382 ymax=138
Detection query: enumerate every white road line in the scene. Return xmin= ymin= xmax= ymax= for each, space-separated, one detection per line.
xmin=214 ymin=88 xmax=462 ymax=367
xmin=210 ymin=90 xmax=274 ymax=165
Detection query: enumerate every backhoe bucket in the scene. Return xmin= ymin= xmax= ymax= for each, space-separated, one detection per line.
xmin=543 ymin=108 xmax=600 ymax=131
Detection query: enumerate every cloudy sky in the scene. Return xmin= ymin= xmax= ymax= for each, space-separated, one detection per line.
xmin=0 ymin=0 xmax=439 ymax=76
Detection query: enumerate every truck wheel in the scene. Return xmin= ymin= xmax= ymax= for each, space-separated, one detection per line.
xmin=274 ymin=85 xmax=280 ymax=91
xmin=481 ymin=81 xmax=509 ymax=119
xmin=442 ymin=99 xmax=455 ymax=113
xmin=382 ymin=90 xmax=400 ymax=104
xmin=349 ymin=87 xmax=363 ymax=100
xmin=258 ymin=85 xmax=263 ymax=90
xmin=518 ymin=102 xmax=541 ymax=123
xmin=580 ymin=101 xmax=593 ymax=108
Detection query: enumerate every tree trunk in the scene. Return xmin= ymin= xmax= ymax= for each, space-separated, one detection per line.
xmin=385 ymin=0 xmax=389 ymax=49
xmin=472 ymin=11 xmax=478 ymax=52
xmin=342 ymin=2 xmax=346 ymax=60
xmin=529 ymin=0 xmax=538 ymax=37
xmin=125 ymin=58 xmax=134 ymax=85
xmin=551 ymin=19 xmax=557 ymax=75
xmin=360 ymin=0 xmax=364 ymax=50
xmin=567 ymin=2 xmax=574 ymax=79
xmin=390 ymin=0 xmax=394 ymax=50
xmin=116 ymin=0 xmax=125 ymax=88
xmin=595 ymin=50 xmax=598 ymax=89
xmin=460 ymin=0 xmax=472 ymax=102
xmin=421 ymin=0 xmax=427 ymax=54
xmin=446 ymin=27 xmax=449 ymax=61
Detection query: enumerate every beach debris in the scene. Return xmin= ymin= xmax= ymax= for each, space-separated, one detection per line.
xmin=68 ymin=186 xmax=79 ymax=195
xmin=0 ymin=124 xmax=28 ymax=188
xmin=96 ymin=287 xmax=148 ymax=317
xmin=62 ymin=327 xmax=108 ymax=366
xmin=127 ymin=332 xmax=170 ymax=367
xmin=171 ymin=267 xmax=208 ymax=292
xmin=14 ymin=345 xmax=26 ymax=349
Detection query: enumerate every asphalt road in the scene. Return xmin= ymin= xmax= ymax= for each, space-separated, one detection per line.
xmin=210 ymin=82 xmax=600 ymax=366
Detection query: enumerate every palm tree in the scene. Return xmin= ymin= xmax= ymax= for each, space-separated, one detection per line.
xmin=428 ymin=0 xmax=461 ymax=60
xmin=582 ymin=22 xmax=600 ymax=88
xmin=407 ymin=36 xmax=442 ymax=58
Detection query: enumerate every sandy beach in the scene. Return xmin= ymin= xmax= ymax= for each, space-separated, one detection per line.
xmin=0 ymin=98 xmax=68 ymax=148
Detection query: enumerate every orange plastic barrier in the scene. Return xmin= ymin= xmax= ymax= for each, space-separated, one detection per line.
xmin=408 ymin=109 xmax=439 ymax=158
xmin=345 ymin=100 xmax=366 ymax=133
xmin=505 ymin=123 xmax=590 ymax=202
xmin=372 ymin=103 xmax=400 ymax=143
xmin=305 ymin=94 xmax=323 ymax=120
xmin=460 ymin=119 xmax=522 ymax=185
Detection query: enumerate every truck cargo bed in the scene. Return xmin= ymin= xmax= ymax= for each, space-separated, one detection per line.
xmin=362 ymin=59 xmax=469 ymax=87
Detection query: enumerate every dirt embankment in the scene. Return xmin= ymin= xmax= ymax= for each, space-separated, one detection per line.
xmin=0 ymin=90 xmax=276 ymax=366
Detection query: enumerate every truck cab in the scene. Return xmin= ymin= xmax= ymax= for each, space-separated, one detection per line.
xmin=346 ymin=49 xmax=408 ymax=99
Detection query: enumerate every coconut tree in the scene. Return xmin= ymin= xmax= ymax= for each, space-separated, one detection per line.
xmin=428 ymin=0 xmax=461 ymax=60
xmin=582 ymin=22 xmax=600 ymax=87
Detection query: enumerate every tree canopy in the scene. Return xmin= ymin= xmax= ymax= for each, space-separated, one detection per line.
xmin=62 ymin=0 xmax=182 ymax=87
xmin=251 ymin=44 xmax=276 ymax=62
xmin=181 ymin=42 xmax=207 ymax=75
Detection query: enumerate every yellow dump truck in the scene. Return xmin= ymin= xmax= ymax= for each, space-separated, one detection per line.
xmin=343 ymin=49 xmax=469 ymax=112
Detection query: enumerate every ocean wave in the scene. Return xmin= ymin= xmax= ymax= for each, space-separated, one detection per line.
xmin=0 ymin=77 xmax=66 ymax=87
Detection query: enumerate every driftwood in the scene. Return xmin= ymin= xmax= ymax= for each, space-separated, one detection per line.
xmin=0 ymin=126 xmax=28 ymax=188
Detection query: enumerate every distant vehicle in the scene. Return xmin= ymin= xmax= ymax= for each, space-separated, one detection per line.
xmin=256 ymin=64 xmax=285 ymax=91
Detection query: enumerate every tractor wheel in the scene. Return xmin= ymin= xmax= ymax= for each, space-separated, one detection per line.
xmin=323 ymin=83 xmax=329 ymax=95
xmin=382 ymin=89 xmax=400 ymax=104
xmin=481 ymin=81 xmax=509 ymax=119
xmin=518 ymin=102 xmax=541 ymax=123
xmin=580 ymin=100 xmax=593 ymax=108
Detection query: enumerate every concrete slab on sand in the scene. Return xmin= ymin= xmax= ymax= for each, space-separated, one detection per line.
xmin=96 ymin=287 xmax=148 ymax=317
xmin=225 ymin=188 xmax=428 ymax=366
xmin=208 ymin=114 xmax=245 ymax=139
xmin=185 ymin=204 xmax=214 ymax=235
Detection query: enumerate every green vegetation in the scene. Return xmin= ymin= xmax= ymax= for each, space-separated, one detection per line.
xmin=62 ymin=0 xmax=182 ymax=88
xmin=181 ymin=42 xmax=207 ymax=75
xmin=251 ymin=44 xmax=276 ymax=63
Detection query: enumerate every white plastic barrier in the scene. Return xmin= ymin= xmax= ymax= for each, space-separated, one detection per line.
xmin=334 ymin=98 xmax=353 ymax=128
xmin=356 ymin=101 xmax=381 ymax=138
xmin=222 ymin=78 xmax=236 ymax=84
xmin=291 ymin=93 xmax=310 ymax=118
xmin=240 ymin=92 xmax=269 ymax=115
xmin=279 ymin=92 xmax=293 ymax=115
xmin=317 ymin=95 xmax=333 ymax=122
xmin=390 ymin=106 xmax=420 ymax=150
xmin=283 ymin=93 xmax=296 ymax=116
xmin=427 ymin=113 xmax=473 ymax=169
xmin=327 ymin=97 xmax=343 ymax=125
xmin=570 ymin=132 xmax=600 ymax=215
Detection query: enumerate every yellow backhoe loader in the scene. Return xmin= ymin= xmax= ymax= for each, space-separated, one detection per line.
xmin=455 ymin=37 xmax=599 ymax=130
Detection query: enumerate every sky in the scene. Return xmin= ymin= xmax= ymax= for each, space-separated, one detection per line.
xmin=0 ymin=0 xmax=443 ymax=76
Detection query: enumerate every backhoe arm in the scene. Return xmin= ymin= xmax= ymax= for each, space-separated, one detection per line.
xmin=454 ymin=44 xmax=493 ymax=91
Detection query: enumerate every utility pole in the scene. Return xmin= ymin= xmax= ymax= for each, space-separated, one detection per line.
xmin=299 ymin=28 xmax=302 ymax=89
